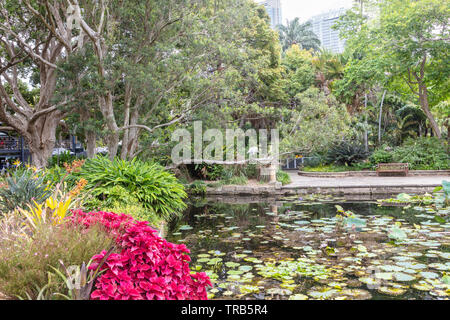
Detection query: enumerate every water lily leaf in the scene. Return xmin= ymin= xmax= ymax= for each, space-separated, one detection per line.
xmin=388 ymin=227 xmax=408 ymax=241
xmin=377 ymin=286 xmax=407 ymax=296
xmin=419 ymin=272 xmax=439 ymax=279
xmin=393 ymin=272 xmax=416 ymax=282
xmin=289 ymin=294 xmax=309 ymax=300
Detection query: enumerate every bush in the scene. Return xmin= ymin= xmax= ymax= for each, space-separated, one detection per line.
xmin=71 ymin=210 xmax=211 ymax=300
xmin=48 ymin=152 xmax=85 ymax=168
xmin=0 ymin=216 xmax=115 ymax=299
xmin=73 ymin=157 xmax=187 ymax=221
xmin=192 ymin=163 xmax=225 ymax=180
xmin=370 ymin=147 xmax=394 ymax=165
xmin=0 ymin=169 xmax=51 ymax=213
xmin=186 ymin=180 xmax=207 ymax=196
xmin=391 ymin=137 xmax=449 ymax=170
xmin=327 ymin=140 xmax=369 ymax=166
xmin=276 ymin=170 xmax=291 ymax=185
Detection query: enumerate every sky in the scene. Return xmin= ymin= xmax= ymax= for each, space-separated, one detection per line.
xmin=279 ymin=0 xmax=354 ymax=23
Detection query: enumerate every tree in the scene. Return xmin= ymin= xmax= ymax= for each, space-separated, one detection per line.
xmin=279 ymin=87 xmax=351 ymax=156
xmin=0 ymin=0 xmax=85 ymax=167
xmin=281 ymin=45 xmax=315 ymax=102
xmin=337 ymin=0 xmax=450 ymax=138
xmin=277 ymin=18 xmax=320 ymax=52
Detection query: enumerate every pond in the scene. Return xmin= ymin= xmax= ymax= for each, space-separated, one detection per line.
xmin=166 ymin=194 xmax=450 ymax=300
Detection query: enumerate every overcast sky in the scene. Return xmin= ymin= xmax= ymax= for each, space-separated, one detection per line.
xmin=279 ymin=0 xmax=354 ymax=23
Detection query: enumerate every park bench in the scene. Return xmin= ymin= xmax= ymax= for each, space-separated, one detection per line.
xmin=376 ymin=163 xmax=409 ymax=176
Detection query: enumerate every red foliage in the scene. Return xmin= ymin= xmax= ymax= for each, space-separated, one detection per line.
xmin=70 ymin=210 xmax=212 ymax=300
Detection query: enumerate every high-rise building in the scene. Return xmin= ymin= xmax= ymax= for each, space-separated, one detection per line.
xmin=309 ymin=8 xmax=347 ymax=53
xmin=259 ymin=0 xmax=282 ymax=29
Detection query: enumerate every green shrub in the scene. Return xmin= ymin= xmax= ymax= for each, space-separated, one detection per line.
xmin=47 ymin=152 xmax=85 ymax=168
xmin=73 ymin=156 xmax=187 ymax=221
xmin=0 ymin=217 xmax=114 ymax=300
xmin=276 ymin=170 xmax=291 ymax=185
xmin=192 ymin=163 xmax=225 ymax=180
xmin=392 ymin=137 xmax=449 ymax=170
xmin=370 ymin=147 xmax=394 ymax=165
xmin=327 ymin=140 xmax=369 ymax=166
xmin=186 ymin=180 xmax=207 ymax=195
xmin=0 ymin=169 xmax=51 ymax=212
xmin=103 ymin=202 xmax=162 ymax=227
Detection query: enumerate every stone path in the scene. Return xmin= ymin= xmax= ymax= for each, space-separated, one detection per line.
xmin=285 ymin=171 xmax=449 ymax=188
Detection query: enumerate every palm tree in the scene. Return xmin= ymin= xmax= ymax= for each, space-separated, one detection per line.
xmin=311 ymin=49 xmax=345 ymax=95
xmin=277 ymin=18 xmax=321 ymax=52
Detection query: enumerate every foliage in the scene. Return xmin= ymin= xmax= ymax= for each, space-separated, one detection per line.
xmin=282 ymin=45 xmax=315 ymax=96
xmin=192 ymin=163 xmax=225 ymax=181
xmin=70 ymin=210 xmax=211 ymax=300
xmin=0 ymin=218 xmax=115 ymax=300
xmin=73 ymin=157 xmax=187 ymax=221
xmin=48 ymin=152 xmax=84 ymax=168
xmin=276 ymin=170 xmax=291 ymax=185
xmin=327 ymin=140 xmax=369 ymax=166
xmin=186 ymin=181 xmax=208 ymax=196
xmin=0 ymin=168 xmax=51 ymax=213
xmin=280 ymin=87 xmax=351 ymax=155
xmin=370 ymin=147 xmax=394 ymax=165
xmin=336 ymin=0 xmax=450 ymax=137
xmin=391 ymin=138 xmax=449 ymax=170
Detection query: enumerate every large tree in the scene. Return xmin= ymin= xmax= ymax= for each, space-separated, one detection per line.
xmin=336 ymin=0 xmax=450 ymax=138
xmin=0 ymin=0 xmax=85 ymax=167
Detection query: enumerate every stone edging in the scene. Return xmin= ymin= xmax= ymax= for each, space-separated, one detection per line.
xmin=202 ymin=183 xmax=442 ymax=196
xmin=297 ymin=170 xmax=450 ymax=178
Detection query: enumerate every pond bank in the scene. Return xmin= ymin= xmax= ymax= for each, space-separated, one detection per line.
xmin=201 ymin=172 xmax=448 ymax=197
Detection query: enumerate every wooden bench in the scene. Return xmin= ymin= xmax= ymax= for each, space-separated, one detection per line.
xmin=376 ymin=163 xmax=409 ymax=176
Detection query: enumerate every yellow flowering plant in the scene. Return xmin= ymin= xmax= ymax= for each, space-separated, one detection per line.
xmin=18 ymin=178 xmax=88 ymax=230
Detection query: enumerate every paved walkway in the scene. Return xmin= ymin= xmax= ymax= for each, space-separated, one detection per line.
xmin=285 ymin=171 xmax=449 ymax=188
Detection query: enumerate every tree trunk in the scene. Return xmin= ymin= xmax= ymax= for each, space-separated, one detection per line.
xmin=378 ymin=90 xmax=387 ymax=145
xmin=418 ymin=84 xmax=441 ymax=139
xmin=86 ymin=130 xmax=96 ymax=158
xmin=26 ymin=115 xmax=60 ymax=168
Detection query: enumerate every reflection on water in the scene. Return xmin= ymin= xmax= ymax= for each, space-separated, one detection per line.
xmin=167 ymin=195 xmax=450 ymax=300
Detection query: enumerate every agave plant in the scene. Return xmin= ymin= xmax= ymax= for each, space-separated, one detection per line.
xmin=0 ymin=169 xmax=51 ymax=213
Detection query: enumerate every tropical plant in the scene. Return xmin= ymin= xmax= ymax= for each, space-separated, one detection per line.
xmin=73 ymin=157 xmax=187 ymax=220
xmin=327 ymin=139 xmax=370 ymax=166
xmin=277 ymin=18 xmax=321 ymax=52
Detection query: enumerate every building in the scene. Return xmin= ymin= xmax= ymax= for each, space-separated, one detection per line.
xmin=259 ymin=0 xmax=282 ymax=29
xmin=309 ymin=8 xmax=347 ymax=53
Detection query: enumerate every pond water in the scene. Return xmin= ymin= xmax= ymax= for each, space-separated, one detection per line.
xmin=166 ymin=195 xmax=450 ymax=300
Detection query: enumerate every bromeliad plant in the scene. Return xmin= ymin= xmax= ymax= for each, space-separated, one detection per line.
xmin=17 ymin=178 xmax=88 ymax=230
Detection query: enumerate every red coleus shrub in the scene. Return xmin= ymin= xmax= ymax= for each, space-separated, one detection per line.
xmin=70 ymin=210 xmax=212 ymax=300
